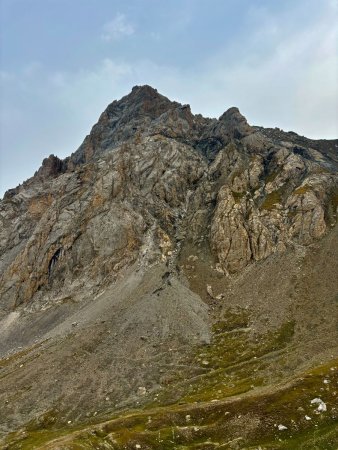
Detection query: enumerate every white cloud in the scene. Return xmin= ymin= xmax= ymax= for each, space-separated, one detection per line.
xmin=179 ymin=1 xmax=338 ymax=139
xmin=101 ymin=13 xmax=134 ymax=41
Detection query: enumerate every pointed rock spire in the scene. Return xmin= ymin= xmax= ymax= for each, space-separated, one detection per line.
xmin=219 ymin=107 xmax=252 ymax=138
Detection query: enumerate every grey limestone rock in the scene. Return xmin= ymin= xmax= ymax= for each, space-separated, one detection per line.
xmin=0 ymin=85 xmax=337 ymax=309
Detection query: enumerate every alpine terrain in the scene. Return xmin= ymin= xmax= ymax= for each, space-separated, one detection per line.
xmin=0 ymin=85 xmax=337 ymax=449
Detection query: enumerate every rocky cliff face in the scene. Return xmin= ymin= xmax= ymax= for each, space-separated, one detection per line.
xmin=0 ymin=86 xmax=337 ymax=448
xmin=1 ymin=85 xmax=337 ymax=311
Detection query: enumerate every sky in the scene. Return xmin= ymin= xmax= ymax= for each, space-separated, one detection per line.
xmin=0 ymin=0 xmax=337 ymax=197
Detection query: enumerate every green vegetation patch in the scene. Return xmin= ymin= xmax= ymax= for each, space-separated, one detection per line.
xmin=150 ymin=313 xmax=295 ymax=408
xmin=2 ymin=311 xmax=335 ymax=450
xmin=294 ymin=185 xmax=311 ymax=195
xmin=6 ymin=358 xmax=336 ymax=449
xmin=261 ymin=190 xmax=282 ymax=209
xmin=231 ymin=190 xmax=246 ymax=203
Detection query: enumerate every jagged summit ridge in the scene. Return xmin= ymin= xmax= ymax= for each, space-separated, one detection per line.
xmin=4 ymin=85 xmax=337 ymax=197
xmin=69 ymin=85 xmax=254 ymax=166
xmin=3 ymin=85 xmax=255 ymax=193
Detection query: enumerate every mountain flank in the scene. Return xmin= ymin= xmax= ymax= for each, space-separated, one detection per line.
xmin=0 ymin=85 xmax=337 ymax=449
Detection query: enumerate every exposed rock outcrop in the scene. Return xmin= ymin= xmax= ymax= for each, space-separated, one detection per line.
xmin=0 ymin=86 xmax=337 ymax=309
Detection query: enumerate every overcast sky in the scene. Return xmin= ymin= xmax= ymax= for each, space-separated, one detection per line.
xmin=0 ymin=0 xmax=337 ymax=196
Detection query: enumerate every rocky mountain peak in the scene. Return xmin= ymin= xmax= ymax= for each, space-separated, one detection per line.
xmin=219 ymin=106 xmax=253 ymax=138
xmin=131 ymin=84 xmax=158 ymax=94
xmin=69 ymin=85 xmax=180 ymax=165
xmin=68 ymin=87 xmax=260 ymax=167
xmin=129 ymin=84 xmax=163 ymax=100
xmin=0 ymin=86 xmax=337 ymax=448
xmin=35 ymin=154 xmax=65 ymax=179
xmin=1 ymin=86 xmax=336 ymax=309
xmin=112 ymin=84 xmax=176 ymax=119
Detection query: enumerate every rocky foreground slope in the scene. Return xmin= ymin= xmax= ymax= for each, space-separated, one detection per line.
xmin=0 ymin=86 xmax=337 ymax=449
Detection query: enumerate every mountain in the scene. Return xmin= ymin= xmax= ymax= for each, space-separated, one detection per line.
xmin=0 ymin=85 xmax=337 ymax=449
